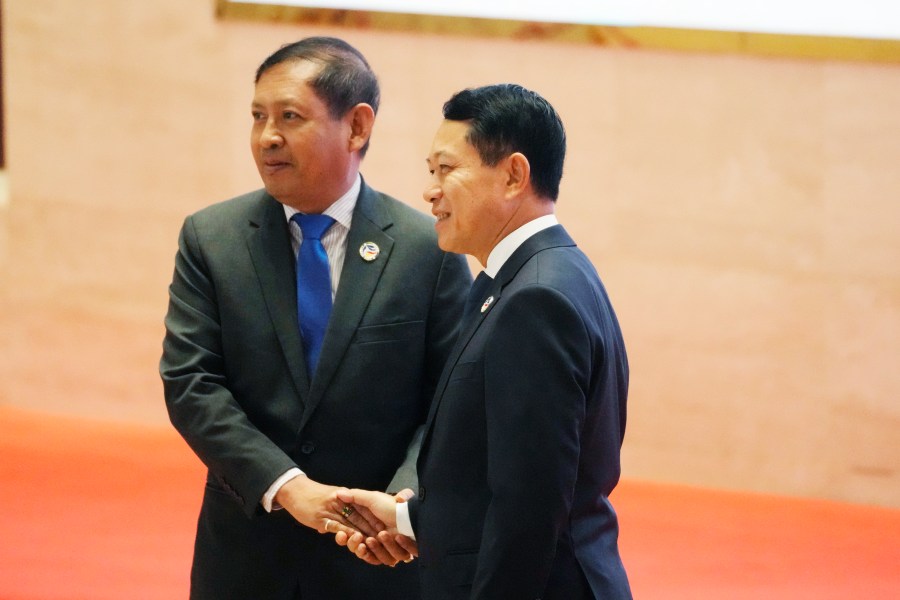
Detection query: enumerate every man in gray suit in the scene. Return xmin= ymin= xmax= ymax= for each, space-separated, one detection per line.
xmin=159 ymin=37 xmax=470 ymax=599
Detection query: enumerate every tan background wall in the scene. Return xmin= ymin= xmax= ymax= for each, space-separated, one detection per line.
xmin=2 ymin=0 xmax=898 ymax=507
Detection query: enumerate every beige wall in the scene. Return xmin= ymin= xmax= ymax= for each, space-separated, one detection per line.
xmin=2 ymin=0 xmax=898 ymax=507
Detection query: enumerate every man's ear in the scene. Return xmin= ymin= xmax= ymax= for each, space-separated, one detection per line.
xmin=347 ymin=103 xmax=376 ymax=152
xmin=505 ymin=152 xmax=531 ymax=197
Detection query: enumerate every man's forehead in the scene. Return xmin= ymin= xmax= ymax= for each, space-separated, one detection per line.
xmin=428 ymin=122 xmax=473 ymax=157
xmin=253 ymin=61 xmax=318 ymax=97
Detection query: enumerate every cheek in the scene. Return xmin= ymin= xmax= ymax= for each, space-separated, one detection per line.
xmin=459 ymin=190 xmax=490 ymax=223
xmin=305 ymin=134 xmax=343 ymax=168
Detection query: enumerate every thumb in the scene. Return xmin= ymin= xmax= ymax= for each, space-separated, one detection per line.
xmin=394 ymin=488 xmax=415 ymax=502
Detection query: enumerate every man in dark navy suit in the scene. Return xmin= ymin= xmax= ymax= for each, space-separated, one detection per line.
xmin=336 ymin=84 xmax=633 ymax=599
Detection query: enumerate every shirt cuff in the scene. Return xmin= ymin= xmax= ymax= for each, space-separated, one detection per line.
xmin=262 ymin=467 xmax=304 ymax=512
xmin=395 ymin=500 xmax=416 ymax=540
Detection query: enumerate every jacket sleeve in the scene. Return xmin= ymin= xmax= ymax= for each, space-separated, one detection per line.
xmin=159 ymin=216 xmax=297 ymax=517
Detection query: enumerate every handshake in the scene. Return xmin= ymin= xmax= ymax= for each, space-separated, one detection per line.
xmin=275 ymin=475 xmax=418 ymax=567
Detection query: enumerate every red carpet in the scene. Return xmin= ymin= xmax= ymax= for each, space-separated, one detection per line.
xmin=1 ymin=405 xmax=898 ymax=599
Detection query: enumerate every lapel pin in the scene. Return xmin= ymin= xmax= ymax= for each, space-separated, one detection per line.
xmin=481 ymin=296 xmax=495 ymax=313
xmin=359 ymin=242 xmax=379 ymax=262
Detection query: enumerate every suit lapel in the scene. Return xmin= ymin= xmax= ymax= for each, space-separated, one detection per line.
xmin=420 ymin=225 xmax=576 ymax=450
xmin=300 ymin=183 xmax=395 ymax=428
xmin=246 ymin=193 xmax=312 ymax=402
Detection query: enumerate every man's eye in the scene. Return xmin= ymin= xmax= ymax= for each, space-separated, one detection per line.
xmin=283 ymin=111 xmax=299 ymax=120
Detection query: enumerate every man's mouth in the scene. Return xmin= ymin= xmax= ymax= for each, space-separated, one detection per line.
xmin=261 ymin=159 xmax=291 ymax=175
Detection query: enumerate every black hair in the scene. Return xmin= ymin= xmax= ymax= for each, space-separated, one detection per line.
xmin=443 ymin=84 xmax=566 ymax=200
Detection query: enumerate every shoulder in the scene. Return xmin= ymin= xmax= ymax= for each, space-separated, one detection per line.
xmin=178 ymin=190 xmax=281 ymax=247
xmin=175 ymin=190 xmax=279 ymax=254
xmin=188 ymin=189 xmax=272 ymax=225
xmin=513 ymin=243 xmax=597 ymax=292
xmin=497 ymin=245 xmax=605 ymax=328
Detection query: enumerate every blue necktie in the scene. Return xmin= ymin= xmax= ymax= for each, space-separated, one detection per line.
xmin=292 ymin=213 xmax=336 ymax=375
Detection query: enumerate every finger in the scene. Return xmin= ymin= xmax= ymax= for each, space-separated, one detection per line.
xmin=321 ymin=517 xmax=357 ymax=537
xmin=336 ymin=488 xmax=397 ymax=529
xmin=346 ymin=532 xmax=366 ymax=553
xmin=394 ymin=488 xmax=415 ymax=502
xmin=339 ymin=488 xmax=380 ymax=509
xmin=395 ymin=534 xmax=419 ymax=558
xmin=350 ymin=536 xmax=384 ymax=566
xmin=362 ymin=536 xmax=400 ymax=567
xmin=339 ymin=504 xmax=383 ymax=536
xmin=333 ymin=521 xmax=357 ymax=537
xmin=376 ymin=530 xmax=414 ymax=564
xmin=351 ymin=540 xmax=382 ymax=566
xmin=334 ymin=531 xmax=349 ymax=547
xmin=357 ymin=504 xmax=386 ymax=530
xmin=346 ymin=505 xmax=385 ymax=535
xmin=356 ymin=552 xmax=382 ymax=566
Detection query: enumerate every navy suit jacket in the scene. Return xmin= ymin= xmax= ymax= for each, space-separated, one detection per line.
xmin=409 ymin=225 xmax=632 ymax=600
xmin=160 ymin=181 xmax=470 ymax=599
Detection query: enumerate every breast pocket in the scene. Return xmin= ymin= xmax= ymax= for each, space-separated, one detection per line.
xmin=353 ymin=320 xmax=425 ymax=346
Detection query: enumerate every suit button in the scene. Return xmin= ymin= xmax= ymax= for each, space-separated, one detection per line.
xmin=418 ymin=486 xmax=426 ymax=501
xmin=301 ymin=442 xmax=316 ymax=455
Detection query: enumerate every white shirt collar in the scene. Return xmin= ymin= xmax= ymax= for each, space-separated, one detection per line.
xmin=483 ymin=214 xmax=558 ymax=278
xmin=281 ymin=173 xmax=360 ymax=229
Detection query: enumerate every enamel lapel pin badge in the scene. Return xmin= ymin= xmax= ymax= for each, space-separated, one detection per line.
xmin=359 ymin=242 xmax=379 ymax=262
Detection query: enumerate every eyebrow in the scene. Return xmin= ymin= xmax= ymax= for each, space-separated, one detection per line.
xmin=426 ymin=150 xmax=454 ymax=165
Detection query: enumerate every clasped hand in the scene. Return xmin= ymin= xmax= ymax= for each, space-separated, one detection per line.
xmin=334 ymin=488 xmax=419 ymax=567
xmin=276 ymin=476 xmax=417 ymax=567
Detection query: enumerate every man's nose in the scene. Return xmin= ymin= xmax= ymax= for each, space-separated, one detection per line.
xmin=423 ymin=182 xmax=441 ymax=204
xmin=259 ymin=120 xmax=283 ymax=148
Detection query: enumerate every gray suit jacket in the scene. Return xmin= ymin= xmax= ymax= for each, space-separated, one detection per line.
xmin=160 ymin=181 xmax=470 ymax=599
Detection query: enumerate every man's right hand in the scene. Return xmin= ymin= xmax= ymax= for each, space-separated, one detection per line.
xmin=274 ymin=475 xmax=380 ymax=537
xmin=333 ymin=488 xmax=419 ymax=566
